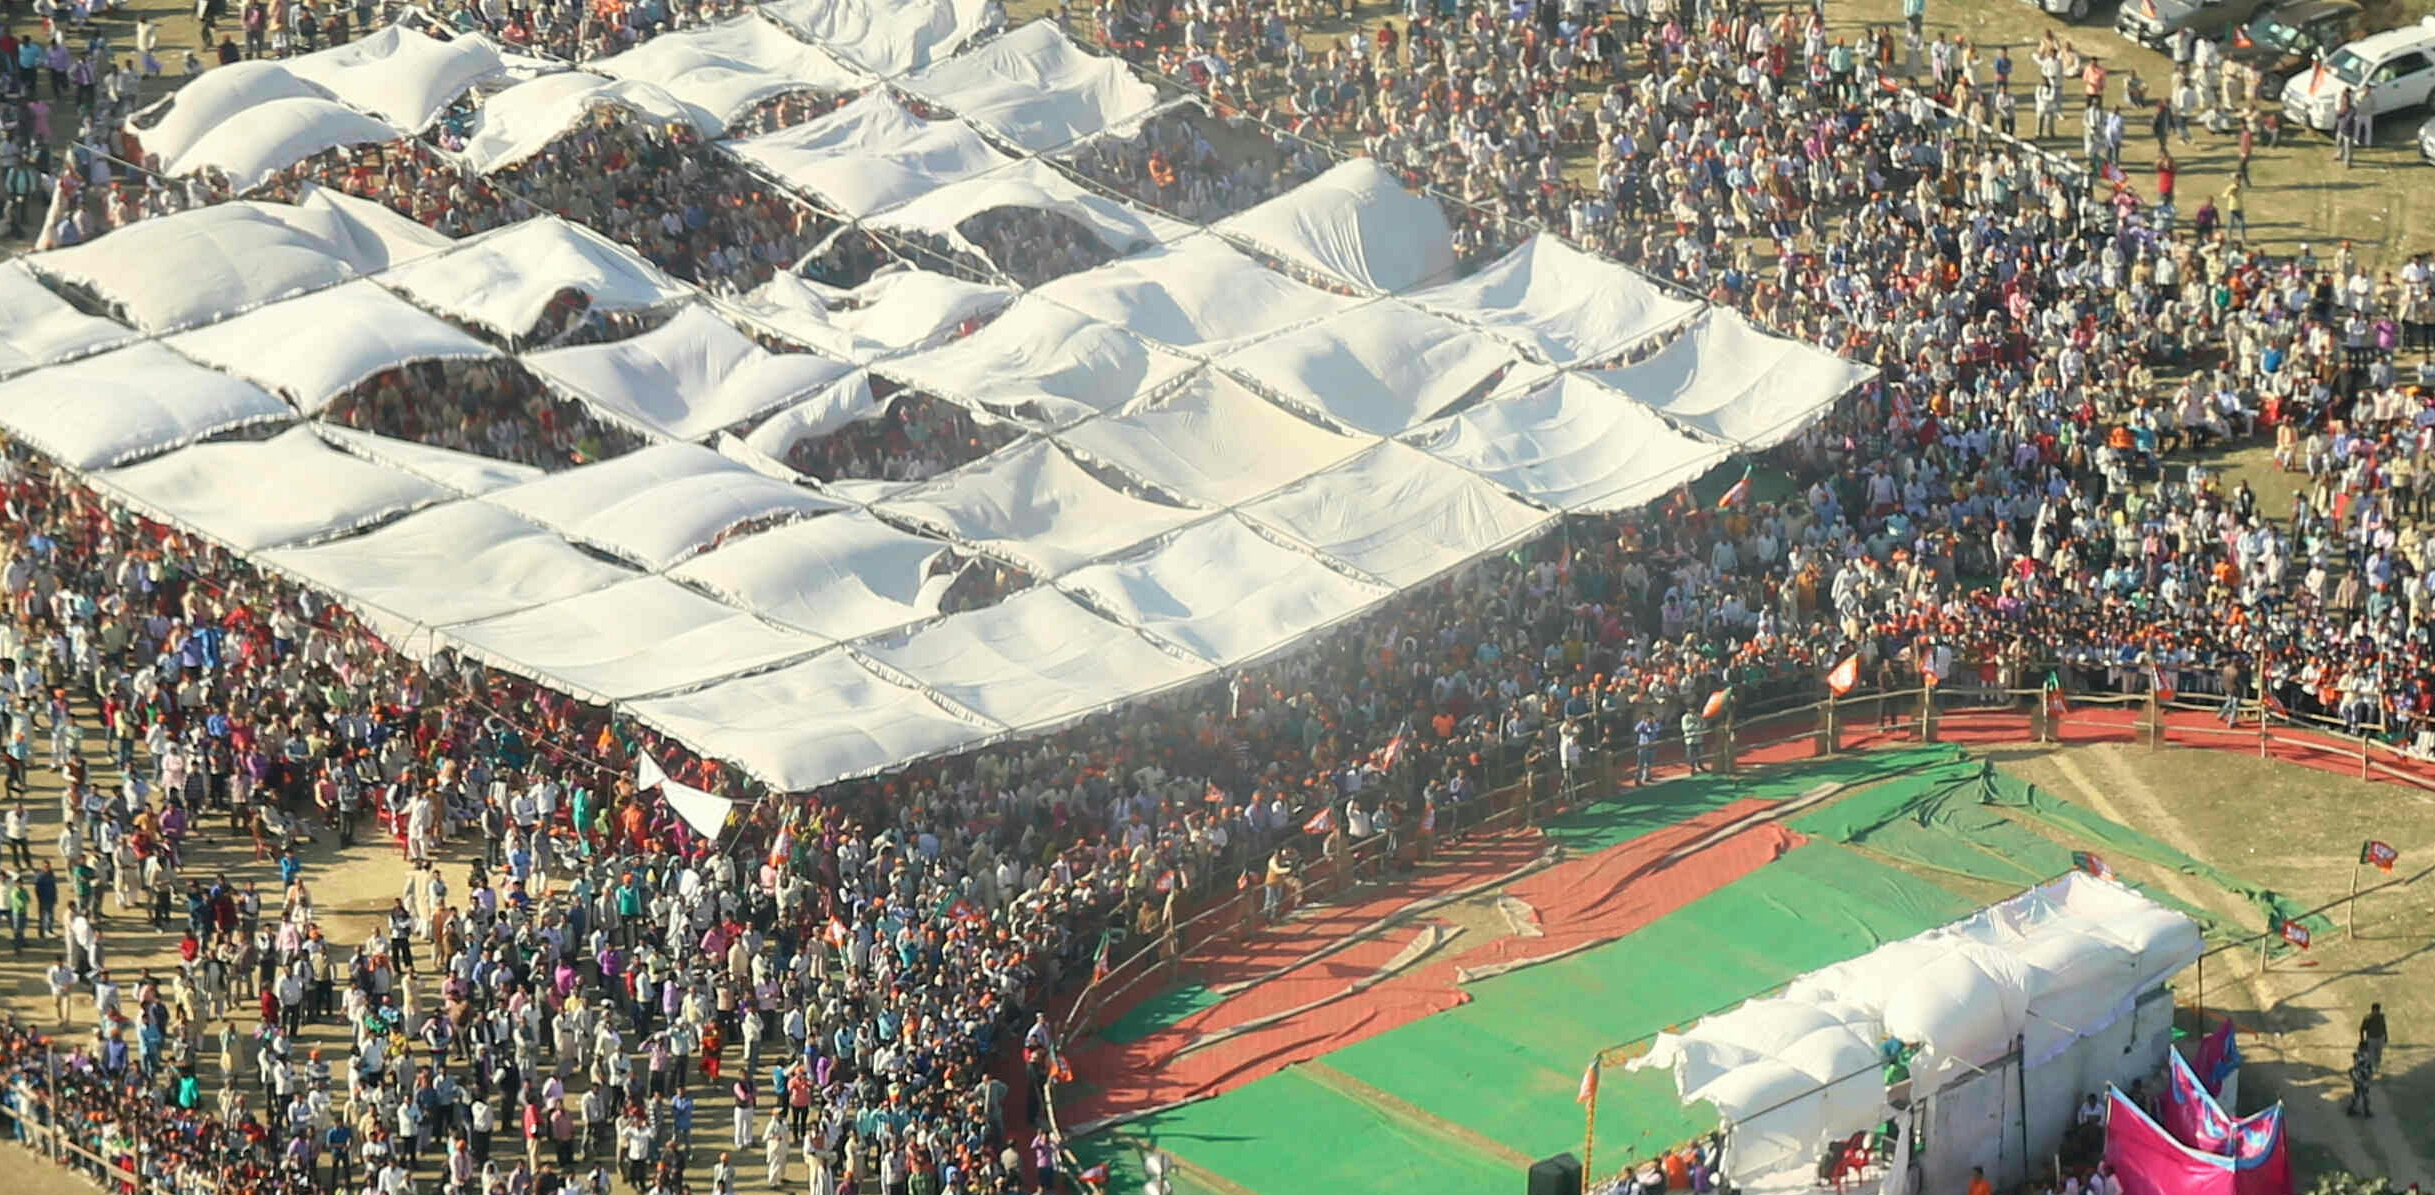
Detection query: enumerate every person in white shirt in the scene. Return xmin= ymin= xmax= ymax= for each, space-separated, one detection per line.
xmin=45 ymin=958 xmax=75 ymax=1025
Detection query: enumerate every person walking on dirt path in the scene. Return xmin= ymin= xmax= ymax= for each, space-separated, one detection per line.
xmin=2344 ymin=1041 xmax=2375 ymax=1117
xmin=2361 ymin=1003 xmax=2388 ymax=1074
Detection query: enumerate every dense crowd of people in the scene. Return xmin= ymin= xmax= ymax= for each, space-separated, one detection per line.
xmin=4 ymin=1 xmax=2435 ymax=1194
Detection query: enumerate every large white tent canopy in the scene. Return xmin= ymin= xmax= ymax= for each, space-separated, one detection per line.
xmin=443 ymin=576 xmax=824 ymax=703
xmin=0 ymin=262 xmax=132 ymax=377
xmin=898 ymin=22 xmax=1160 ymax=152
xmin=1407 ymin=373 xmax=1728 ymax=513
xmin=524 ymin=304 xmax=856 ymax=440
xmin=876 ymin=438 xmax=1203 ymax=577
xmin=724 ymin=90 xmax=1013 ymax=217
xmin=1407 ymin=233 xmax=1703 ymax=365
xmin=312 ymin=425 xmax=544 ymax=496
xmin=128 ymin=62 xmax=337 ymax=168
xmin=282 ymin=26 xmax=505 ymax=131
xmin=625 ymin=649 xmax=1002 ymax=791
xmin=877 ymin=299 xmax=1196 ymax=428
xmin=1218 ymin=302 xmax=1535 ymax=435
xmin=723 ymin=270 xmax=1011 ymax=362
xmin=374 ymin=217 xmax=692 ymax=339
xmin=165 ymin=96 xmax=404 ymax=192
xmin=482 ymin=442 xmax=845 ymax=570
xmin=669 ymin=509 xmax=955 ymax=641
xmin=88 ymin=426 xmax=453 ymax=551
xmin=590 ymin=16 xmax=866 ymax=135
xmin=1241 ymin=442 xmax=1554 ymax=586
xmin=457 ymin=73 xmax=693 ymax=173
xmin=860 ymin=157 xmax=1194 ymax=266
xmin=1060 ymin=514 xmax=1393 ymax=667
xmin=1030 ymin=235 xmax=1361 ymax=352
xmin=1588 ymin=310 xmax=1879 ymax=451
xmin=166 ymin=280 xmax=503 ymax=414
xmin=1214 ymin=159 xmax=1457 ymax=293
xmin=858 ymin=588 xmax=1211 ymax=732
xmin=1058 ymin=369 xmax=1365 ymax=507
xmin=760 ymin=0 xmax=990 ymax=75
xmin=0 ymin=342 xmax=293 ymax=469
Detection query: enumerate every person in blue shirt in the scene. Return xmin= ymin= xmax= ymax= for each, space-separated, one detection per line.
xmin=1633 ymin=715 xmax=1663 ymax=785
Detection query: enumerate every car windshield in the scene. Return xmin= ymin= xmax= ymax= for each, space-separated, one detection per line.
xmin=2245 ymin=16 xmax=2312 ymax=52
xmin=2324 ymin=47 xmax=2369 ymax=83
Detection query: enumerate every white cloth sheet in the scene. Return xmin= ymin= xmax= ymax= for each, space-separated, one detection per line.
xmin=723 ymin=90 xmax=1012 ymax=218
xmin=759 ymin=0 xmax=991 ymax=75
xmin=1405 ymin=233 xmax=1702 ymax=365
xmin=483 ymin=442 xmax=846 ymax=570
xmin=165 ymin=96 xmax=405 ymax=193
xmin=624 ymin=649 xmax=1001 ymax=790
xmin=590 ymin=16 xmax=865 ymax=135
xmin=897 ymin=22 xmax=1158 ymax=152
xmin=312 ymin=425 xmax=544 ymax=496
xmin=443 ymin=575 xmax=823 ymax=703
xmin=458 ymin=73 xmax=693 ymax=173
xmin=862 ymin=158 xmax=1193 ymax=265
xmin=1218 ymin=301 xmax=1534 ymax=435
xmin=669 ymin=508 xmax=954 ymax=640
xmin=859 ymin=588 xmax=1210 ymax=732
xmin=88 ymin=425 xmax=452 ymax=551
xmin=127 ymin=61 xmax=333 ymax=170
xmin=1241 ymin=442 xmax=1554 ymax=586
xmin=0 ymin=261 xmax=132 ymax=377
xmin=877 ymin=438 xmax=1201 ymax=577
xmin=1214 ymin=159 xmax=1457 ymax=293
xmin=738 ymin=373 xmax=883 ymax=461
xmin=723 ymin=269 xmax=1011 ymax=362
xmin=0 ymin=342 xmax=293 ymax=469
xmin=1059 ymin=513 xmax=1394 ymax=666
xmin=876 ymin=298 xmax=1195 ymax=428
xmin=1587 ymin=310 xmax=1877 ymax=450
xmin=523 ymin=304 xmax=855 ymax=440
xmin=283 ymin=26 xmax=505 ymax=131
xmin=1028 ymin=235 xmax=1360 ymax=352
xmin=374 ymin=217 xmax=692 ymax=339
xmin=1056 ymin=369 xmax=1365 ymax=506
xmin=166 ymin=279 xmax=501 ymax=415
xmin=1407 ymin=373 xmax=1728 ymax=513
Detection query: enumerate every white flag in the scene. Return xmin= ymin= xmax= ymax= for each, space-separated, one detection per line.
xmin=636 ymin=753 xmax=667 ymax=791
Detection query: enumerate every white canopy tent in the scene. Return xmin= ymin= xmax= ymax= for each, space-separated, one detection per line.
xmin=127 ymin=62 xmax=336 ymax=168
xmin=1213 ymin=159 xmax=1457 ymax=293
xmin=1588 ymin=310 xmax=1878 ymax=450
xmin=858 ymin=587 xmax=1212 ymax=733
xmin=722 ymin=269 xmax=1011 ymax=362
xmin=1241 ymin=442 xmax=1554 ymax=587
xmin=283 ymin=25 xmax=506 ymax=131
xmin=166 ymin=279 xmax=502 ymax=415
xmin=1217 ymin=302 xmax=1535 ymax=435
xmin=1060 ymin=514 xmax=1394 ymax=667
xmin=457 ymin=73 xmax=693 ymax=173
xmin=87 ymin=425 xmax=453 ymax=551
xmin=876 ymin=298 xmax=1196 ymax=428
xmin=28 ymin=187 xmax=451 ymax=334
xmin=860 ymin=157 xmax=1194 ymax=267
xmin=259 ymin=501 xmax=639 ymax=653
xmin=737 ymin=373 xmax=885 ymax=461
xmin=876 ymin=438 xmax=1203 ymax=577
xmin=0 ymin=262 xmax=132 ymax=377
xmin=1406 ymin=233 xmax=1702 ymax=365
xmin=442 ymin=575 xmax=825 ymax=703
xmin=723 ymin=90 xmax=1012 ymax=218
xmin=1029 ymin=235 xmax=1361 ymax=353
xmin=482 ymin=442 xmax=846 ymax=571
xmin=373 ymin=217 xmax=692 ymax=340
xmin=1056 ymin=369 xmax=1366 ymax=507
xmin=1406 ymin=373 xmax=1728 ymax=513
xmin=669 ymin=508 xmax=955 ymax=641
xmin=759 ymin=0 xmax=991 ymax=76
xmin=897 ymin=21 xmax=1159 ymax=152
xmin=623 ymin=649 xmax=1003 ymax=791
xmin=165 ymin=96 xmax=405 ymax=193
xmin=590 ymin=16 xmax=867 ymax=135
xmin=0 ymin=342 xmax=293 ymax=469
xmin=312 ymin=425 xmax=544 ymax=496
xmin=523 ymin=304 xmax=856 ymax=440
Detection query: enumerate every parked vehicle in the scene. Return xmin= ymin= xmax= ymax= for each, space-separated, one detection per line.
xmin=2223 ymin=0 xmax=2367 ymax=96
xmin=2419 ymin=113 xmax=2435 ymax=161
xmin=2022 ymin=0 xmax=2099 ymax=27
xmin=2116 ymin=0 xmax=2273 ymax=49
xmin=2281 ymin=17 xmax=2435 ymax=131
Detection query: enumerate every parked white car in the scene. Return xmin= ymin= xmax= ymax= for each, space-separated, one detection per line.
xmin=2020 ymin=0 xmax=2097 ymax=25
xmin=2281 ymin=17 xmax=2435 ymax=131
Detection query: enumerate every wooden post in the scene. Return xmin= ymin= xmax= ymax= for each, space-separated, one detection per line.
xmin=2257 ymin=932 xmax=2270 ymax=975
xmin=2256 ymin=669 xmax=2270 ymax=759
xmin=2360 ymin=732 xmax=2372 ymax=780
xmin=2143 ymin=691 xmax=2161 ymax=750
xmin=1920 ymin=684 xmax=1938 ymax=743
xmin=2348 ymin=854 xmax=2363 ymax=939
xmin=1722 ymin=710 xmax=1738 ymax=776
xmin=1823 ymin=693 xmax=1841 ymax=756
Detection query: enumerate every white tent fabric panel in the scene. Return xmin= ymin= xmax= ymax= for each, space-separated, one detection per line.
xmin=29 ymin=186 xmax=452 ymax=334
xmin=483 ymin=442 xmax=846 ymax=570
xmin=1408 ymin=373 xmax=1728 ymax=513
xmin=282 ymin=26 xmax=505 ymax=131
xmin=523 ymin=304 xmax=855 ymax=440
xmin=0 ymin=342 xmax=293 ymax=469
xmin=861 ymin=158 xmax=1193 ymax=260
xmin=374 ymin=217 xmax=692 ymax=339
xmin=88 ymin=425 xmax=452 ymax=551
xmin=877 ymin=438 xmax=1201 ymax=577
xmin=1218 ymin=302 xmax=1535 ymax=435
xmin=1030 ymin=236 xmax=1361 ymax=353
xmin=669 ymin=508 xmax=953 ymax=640
xmin=590 ymin=16 xmax=866 ymax=135
xmin=1056 ymin=370 xmax=1365 ymax=507
xmin=442 ymin=576 xmax=823 ymax=703
xmin=165 ymin=96 xmax=405 ymax=192
xmin=723 ymin=270 xmax=1011 ymax=362
xmin=258 ymin=501 xmax=638 ymax=649
xmin=1059 ymin=514 xmax=1393 ymax=666
xmin=739 ymin=373 xmax=882 ymax=460
xmin=1241 ymin=442 xmax=1554 ymax=587
xmin=1587 ymin=310 xmax=1877 ymax=450
xmin=760 ymin=0 xmax=991 ymax=76
xmin=860 ymin=588 xmax=1210 ymax=732
xmin=458 ymin=73 xmax=694 ymax=173
xmin=624 ymin=650 xmax=1001 ymax=791
xmin=127 ymin=62 xmax=335 ymax=168
xmin=1213 ymin=159 xmax=1457 ymax=293
xmin=659 ymin=775 xmax=735 ymax=839
xmin=166 ymin=279 xmax=502 ymax=414
xmin=898 ymin=22 xmax=1158 ymax=152
xmin=1405 ymin=233 xmax=1701 ymax=365
xmin=312 ymin=425 xmax=544 ymax=496
xmin=0 ymin=262 xmax=132 ymax=377
xmin=723 ymin=91 xmax=1013 ymax=218
xmin=878 ymin=299 xmax=1195 ymax=428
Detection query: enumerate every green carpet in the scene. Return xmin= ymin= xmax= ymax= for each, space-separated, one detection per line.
xmin=1096 ymin=983 xmax=1226 ymax=1045
xmin=1317 ymin=842 xmax=1977 ymax=1166
xmin=1537 ymin=742 xmax=1966 ymax=857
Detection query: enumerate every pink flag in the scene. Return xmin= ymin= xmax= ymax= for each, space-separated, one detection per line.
xmin=2106 ymin=1090 xmax=2235 ymax=1195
